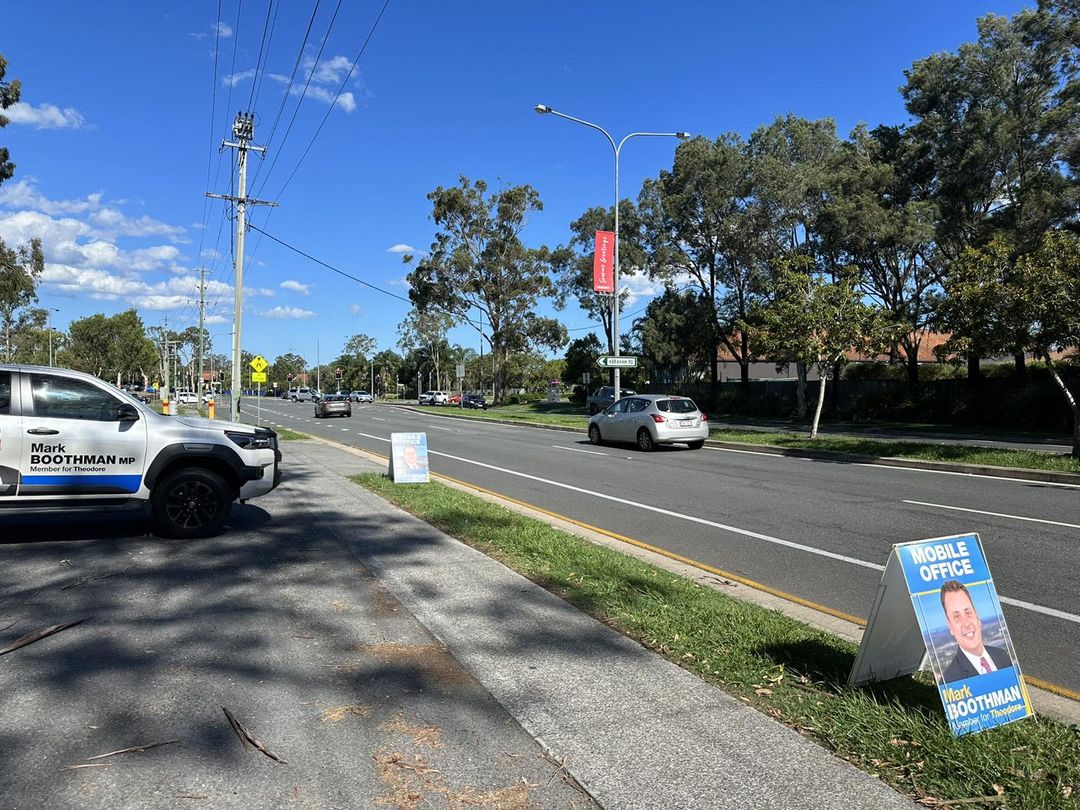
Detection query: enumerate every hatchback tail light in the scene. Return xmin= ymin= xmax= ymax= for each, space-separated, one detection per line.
xmin=651 ymin=413 xmax=667 ymax=423
xmin=700 ymin=413 xmax=708 ymax=422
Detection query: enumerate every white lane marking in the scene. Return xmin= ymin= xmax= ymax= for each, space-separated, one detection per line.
xmin=856 ymin=461 xmax=1080 ymax=490
xmin=553 ymin=445 xmax=607 ymax=456
xmin=348 ymin=430 xmax=879 ymax=571
xmin=706 ymin=446 xmax=786 ymax=459
xmin=903 ymin=500 xmax=1080 ymax=530
xmin=341 ymin=428 xmax=350 ymax=431
xmin=427 ymin=425 xmax=456 ymax=432
xmin=345 ymin=428 xmax=1080 ymax=625
xmin=372 ymin=417 xmax=389 ymax=422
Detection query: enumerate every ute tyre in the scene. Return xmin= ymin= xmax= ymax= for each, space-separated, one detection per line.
xmin=151 ymin=467 xmax=232 ymax=539
xmin=637 ymin=429 xmax=655 ymax=452
xmin=687 ymin=440 xmax=705 ymax=450
xmin=588 ymin=424 xmax=603 ymax=446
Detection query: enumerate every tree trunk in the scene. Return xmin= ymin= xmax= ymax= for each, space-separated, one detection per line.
xmin=811 ymin=366 xmax=827 ymax=439
xmin=906 ymin=350 xmax=919 ymax=386
xmin=740 ymin=331 xmax=750 ymax=387
xmin=1014 ymin=352 xmax=1027 ymax=385
xmin=795 ymin=362 xmax=808 ymax=418
xmin=1044 ymin=353 xmax=1080 ymax=459
xmin=966 ymin=353 xmax=981 ymax=387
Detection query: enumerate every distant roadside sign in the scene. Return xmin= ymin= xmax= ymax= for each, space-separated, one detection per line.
xmin=251 ymin=371 xmax=267 ymax=383
xmin=250 ymin=355 xmax=269 ymax=373
xmin=597 ymin=356 xmax=637 ymax=368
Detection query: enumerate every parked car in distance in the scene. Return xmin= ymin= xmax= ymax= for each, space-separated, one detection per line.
xmin=448 ymin=393 xmax=462 ymax=405
xmin=287 ymin=387 xmax=313 ymax=402
xmin=175 ymin=390 xmax=199 ymax=405
xmin=349 ymin=390 xmax=374 ymax=403
xmin=462 ymin=393 xmax=487 ymax=410
xmin=587 ymin=393 xmax=708 ymax=451
xmin=419 ymin=390 xmax=448 ymax=405
xmin=314 ymin=393 xmax=352 ymax=418
xmin=586 ymin=386 xmax=637 ymax=415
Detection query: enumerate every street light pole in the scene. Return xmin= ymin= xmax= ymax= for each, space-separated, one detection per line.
xmin=47 ymin=307 xmax=59 ymax=367
xmin=535 ymin=104 xmax=688 ymax=396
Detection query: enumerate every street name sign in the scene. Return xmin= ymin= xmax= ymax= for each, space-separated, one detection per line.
xmin=597 ymin=356 xmax=637 ymax=368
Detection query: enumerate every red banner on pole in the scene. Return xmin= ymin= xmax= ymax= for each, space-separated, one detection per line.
xmin=593 ymin=230 xmax=615 ymax=293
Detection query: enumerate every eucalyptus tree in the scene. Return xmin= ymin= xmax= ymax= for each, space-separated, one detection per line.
xmin=407 ymin=176 xmax=567 ymax=404
xmin=639 ymin=134 xmax=768 ymax=392
xmin=633 ymin=288 xmax=715 ymax=385
xmin=818 ymin=125 xmax=938 ymax=384
xmin=748 ymin=115 xmax=844 ymax=415
xmin=1 ymin=53 xmax=21 ymax=186
xmin=397 ymin=307 xmax=454 ymax=391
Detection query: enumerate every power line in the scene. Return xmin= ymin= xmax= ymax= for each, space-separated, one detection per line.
xmin=247 ymin=0 xmax=277 ymax=111
xmin=271 ymin=0 xmax=392 ymax=201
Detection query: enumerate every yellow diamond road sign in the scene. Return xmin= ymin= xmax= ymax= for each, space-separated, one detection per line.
xmin=250 ymin=355 xmax=268 ymax=373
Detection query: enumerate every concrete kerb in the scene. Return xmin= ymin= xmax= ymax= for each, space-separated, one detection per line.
xmin=390 ymin=404 xmax=1080 ymax=486
xmin=287 ymin=431 xmax=1080 ymax=726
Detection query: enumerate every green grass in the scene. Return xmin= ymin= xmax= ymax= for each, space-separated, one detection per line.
xmin=273 ymin=427 xmax=308 ymax=441
xmin=351 ymin=472 xmax=1080 ymax=808
xmin=709 ymin=430 xmax=1080 ymax=474
xmin=405 ymin=401 xmax=1080 ymax=475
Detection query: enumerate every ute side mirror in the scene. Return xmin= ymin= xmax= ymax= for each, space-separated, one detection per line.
xmin=116 ymin=403 xmax=140 ymax=422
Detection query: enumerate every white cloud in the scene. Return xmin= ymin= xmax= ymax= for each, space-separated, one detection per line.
xmin=0 ymin=178 xmax=102 ymax=215
xmin=261 ymin=306 xmax=314 ymax=319
xmin=280 ymin=280 xmax=310 ymax=295
xmin=386 ymin=243 xmax=416 ymax=254
xmin=213 ymin=21 xmax=233 ymax=37
xmin=4 ymin=102 xmax=87 ymax=129
xmin=388 ymin=276 xmax=410 ymax=288
xmin=204 ymin=314 xmax=230 ymax=325
xmin=222 ymin=68 xmax=257 ymax=87
xmin=302 ymin=86 xmax=355 ymax=112
xmin=349 ymin=304 xmax=364 ymax=316
xmin=619 ymin=268 xmax=668 ymax=309
xmin=245 ymin=287 xmax=276 ymax=298
xmin=312 ymin=55 xmax=354 ymax=85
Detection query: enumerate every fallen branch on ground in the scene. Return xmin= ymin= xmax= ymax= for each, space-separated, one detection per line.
xmin=0 ymin=618 xmax=90 ymax=656
xmin=86 ymin=740 xmax=180 ymax=761
xmin=222 ymin=707 xmax=287 ymax=764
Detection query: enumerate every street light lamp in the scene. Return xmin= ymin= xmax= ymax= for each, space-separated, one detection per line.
xmin=535 ymin=103 xmax=689 ymax=396
xmin=47 ymin=307 xmax=60 ymax=367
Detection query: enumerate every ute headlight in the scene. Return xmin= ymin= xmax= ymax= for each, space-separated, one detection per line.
xmin=226 ymin=431 xmax=275 ymax=450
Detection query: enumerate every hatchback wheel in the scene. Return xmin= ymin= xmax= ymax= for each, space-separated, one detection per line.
xmin=588 ymin=424 xmax=603 ymax=446
xmin=687 ymin=440 xmax=704 ymax=450
xmin=637 ymin=428 xmax=655 ymax=452
xmin=151 ymin=467 xmax=231 ymax=539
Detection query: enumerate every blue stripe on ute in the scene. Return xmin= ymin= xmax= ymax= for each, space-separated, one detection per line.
xmin=21 ymin=475 xmax=142 ymax=493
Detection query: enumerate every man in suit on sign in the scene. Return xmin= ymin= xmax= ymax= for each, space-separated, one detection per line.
xmin=939 ymin=580 xmax=1013 ymax=683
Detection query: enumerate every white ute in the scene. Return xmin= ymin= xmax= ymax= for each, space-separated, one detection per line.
xmin=0 ymin=365 xmax=281 ymax=538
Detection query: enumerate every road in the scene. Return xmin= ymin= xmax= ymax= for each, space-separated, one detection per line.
xmin=242 ymin=398 xmax=1080 ymax=697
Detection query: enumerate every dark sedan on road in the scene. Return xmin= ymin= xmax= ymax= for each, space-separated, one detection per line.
xmin=462 ymin=393 xmax=487 ymax=410
xmin=314 ymin=393 xmax=352 ymax=418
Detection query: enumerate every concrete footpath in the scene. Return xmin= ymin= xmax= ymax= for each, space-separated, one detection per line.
xmin=286 ymin=439 xmax=914 ymax=809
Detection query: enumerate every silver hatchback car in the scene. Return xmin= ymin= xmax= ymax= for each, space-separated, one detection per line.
xmin=587 ymin=394 xmax=709 ymax=451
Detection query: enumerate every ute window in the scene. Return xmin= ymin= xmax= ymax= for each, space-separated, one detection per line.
xmin=30 ymin=374 xmax=125 ymax=421
xmin=656 ymin=398 xmax=697 ymax=414
xmin=0 ymin=371 xmax=11 ymax=414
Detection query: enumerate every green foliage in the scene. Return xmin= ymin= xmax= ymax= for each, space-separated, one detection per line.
xmin=634 ymin=288 xmax=715 ymax=384
xmin=408 ymin=176 xmax=567 ymax=404
xmin=0 ymin=53 xmax=21 ymax=185
xmin=0 ymin=237 xmax=43 ymax=361
xmin=561 ymin=333 xmax=602 ymax=388
xmin=61 ymin=309 xmax=157 ymax=382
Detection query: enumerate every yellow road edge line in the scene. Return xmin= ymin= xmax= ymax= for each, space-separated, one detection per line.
xmin=294 ymin=431 xmax=1080 ymax=706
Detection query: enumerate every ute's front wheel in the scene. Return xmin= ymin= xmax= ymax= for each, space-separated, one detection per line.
xmin=151 ymin=468 xmax=232 ymax=539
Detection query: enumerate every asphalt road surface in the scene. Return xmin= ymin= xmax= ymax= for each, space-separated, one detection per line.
xmin=242 ymin=398 xmax=1080 ymax=697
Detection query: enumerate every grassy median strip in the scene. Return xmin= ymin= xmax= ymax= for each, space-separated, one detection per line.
xmin=351 ymin=472 xmax=1080 ymax=808
xmin=274 ymin=427 xmax=308 ymax=441
xmin=708 ymin=429 xmax=1080 ymax=474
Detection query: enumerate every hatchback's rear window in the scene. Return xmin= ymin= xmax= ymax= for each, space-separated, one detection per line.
xmin=656 ymin=398 xmax=697 ymax=414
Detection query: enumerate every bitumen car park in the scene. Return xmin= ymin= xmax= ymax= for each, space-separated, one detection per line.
xmin=587 ymin=393 xmax=708 ymax=450
xmin=0 ymin=364 xmax=280 ymax=537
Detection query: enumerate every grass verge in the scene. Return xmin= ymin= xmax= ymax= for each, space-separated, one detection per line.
xmin=351 ymin=472 xmax=1080 ymax=808
xmin=274 ymin=427 xmax=308 ymax=441
xmin=710 ymin=430 xmax=1080 ymax=474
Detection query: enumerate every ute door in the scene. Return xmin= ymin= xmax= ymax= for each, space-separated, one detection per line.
xmin=19 ymin=371 xmax=149 ymax=501
xmin=0 ymin=369 xmax=22 ymax=499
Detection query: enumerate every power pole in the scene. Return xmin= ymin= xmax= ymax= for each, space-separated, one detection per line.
xmin=197 ymin=267 xmax=207 ymax=405
xmin=206 ymin=112 xmax=277 ymax=421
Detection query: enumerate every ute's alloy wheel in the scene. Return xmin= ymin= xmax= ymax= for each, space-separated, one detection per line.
xmin=637 ymin=428 xmax=655 ymax=452
xmin=588 ymin=424 xmax=603 ymax=446
xmin=151 ymin=467 xmax=231 ymax=539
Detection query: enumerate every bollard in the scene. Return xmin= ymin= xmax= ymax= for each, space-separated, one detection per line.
xmin=208 ymin=399 xmax=215 ymax=419
xmin=161 ymin=397 xmax=169 ymax=415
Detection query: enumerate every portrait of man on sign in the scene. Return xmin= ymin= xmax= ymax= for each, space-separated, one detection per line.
xmin=939 ymin=580 xmax=1014 ymax=684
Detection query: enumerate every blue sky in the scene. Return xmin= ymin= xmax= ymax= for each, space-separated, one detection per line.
xmin=1 ymin=0 xmax=1027 ymax=367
